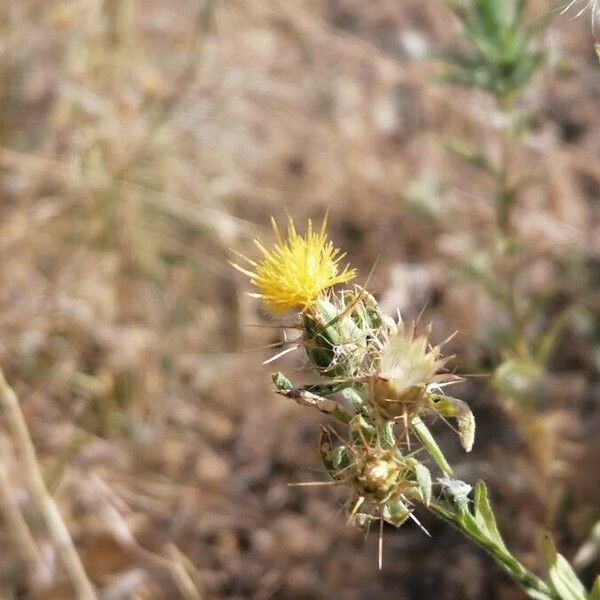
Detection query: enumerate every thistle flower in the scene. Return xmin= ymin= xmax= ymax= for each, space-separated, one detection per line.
xmin=371 ymin=323 xmax=450 ymax=419
xmin=231 ymin=216 xmax=356 ymax=315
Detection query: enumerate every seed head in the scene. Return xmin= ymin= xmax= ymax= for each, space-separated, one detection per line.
xmin=371 ymin=323 xmax=450 ymax=419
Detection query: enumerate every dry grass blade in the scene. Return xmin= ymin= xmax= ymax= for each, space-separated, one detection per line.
xmin=0 ymin=368 xmax=98 ymax=600
xmin=166 ymin=544 xmax=204 ymax=600
xmin=0 ymin=436 xmax=48 ymax=587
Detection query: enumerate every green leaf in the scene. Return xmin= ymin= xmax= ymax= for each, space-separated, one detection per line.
xmin=383 ymin=498 xmax=411 ymax=527
xmin=528 ymin=590 xmax=559 ymax=600
xmin=332 ymin=446 xmax=352 ymax=472
xmin=319 ymin=427 xmax=352 ymax=478
xmin=349 ymin=414 xmax=376 ymax=444
xmin=543 ymin=533 xmax=587 ymax=600
xmin=444 ymin=140 xmax=497 ymax=174
xmin=474 ymin=480 xmax=508 ymax=551
xmin=341 ymin=387 xmax=366 ymax=412
xmin=589 ymin=576 xmax=600 ymax=600
xmin=415 ymin=462 xmax=432 ymax=506
xmin=272 ymin=371 xmax=293 ymax=391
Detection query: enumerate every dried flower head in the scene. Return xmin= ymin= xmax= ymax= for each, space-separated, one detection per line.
xmin=371 ymin=323 xmax=450 ymax=419
xmin=354 ymin=447 xmax=408 ymax=501
xmin=231 ymin=216 xmax=356 ymax=315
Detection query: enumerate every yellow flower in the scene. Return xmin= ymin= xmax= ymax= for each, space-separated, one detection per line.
xmin=231 ymin=216 xmax=356 ymax=315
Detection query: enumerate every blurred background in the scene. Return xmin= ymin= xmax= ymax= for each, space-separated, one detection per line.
xmin=0 ymin=0 xmax=599 ymax=598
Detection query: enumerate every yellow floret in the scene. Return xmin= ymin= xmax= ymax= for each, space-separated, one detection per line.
xmin=231 ymin=216 xmax=356 ymax=315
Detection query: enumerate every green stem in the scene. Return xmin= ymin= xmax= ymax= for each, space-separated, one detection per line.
xmin=428 ymin=499 xmax=557 ymax=600
xmin=495 ymin=95 xmax=515 ymax=237
xmin=412 ymin=416 xmax=454 ymax=477
xmin=494 ymin=98 xmax=531 ymax=360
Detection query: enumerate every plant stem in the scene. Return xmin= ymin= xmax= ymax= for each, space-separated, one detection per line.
xmin=494 ymin=98 xmax=531 ymax=360
xmin=428 ymin=499 xmax=558 ymax=600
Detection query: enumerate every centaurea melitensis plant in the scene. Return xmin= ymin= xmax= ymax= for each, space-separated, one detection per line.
xmin=233 ymin=217 xmax=597 ymax=600
xmin=437 ymin=1 xmax=591 ymax=523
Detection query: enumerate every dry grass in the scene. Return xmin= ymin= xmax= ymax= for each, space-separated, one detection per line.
xmin=0 ymin=1 xmax=599 ymax=598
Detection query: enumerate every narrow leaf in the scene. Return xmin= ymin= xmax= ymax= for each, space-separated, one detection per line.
xmin=474 ymin=480 xmax=507 ymax=551
xmin=415 ymin=462 xmax=432 ymax=506
xmin=543 ymin=533 xmax=588 ymax=600
xmin=444 ymin=140 xmax=497 ymax=175
xmin=341 ymin=387 xmax=366 ymax=412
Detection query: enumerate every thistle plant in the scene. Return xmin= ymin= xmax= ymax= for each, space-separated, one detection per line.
xmin=439 ymin=0 xmax=581 ymax=425
xmin=443 ymin=0 xmax=547 ymax=104
xmin=232 ymin=217 xmax=597 ymax=599
xmin=416 ymin=2 xmax=600 ymax=561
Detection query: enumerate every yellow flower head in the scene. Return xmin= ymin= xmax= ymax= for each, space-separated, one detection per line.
xmin=231 ymin=216 xmax=356 ymax=315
